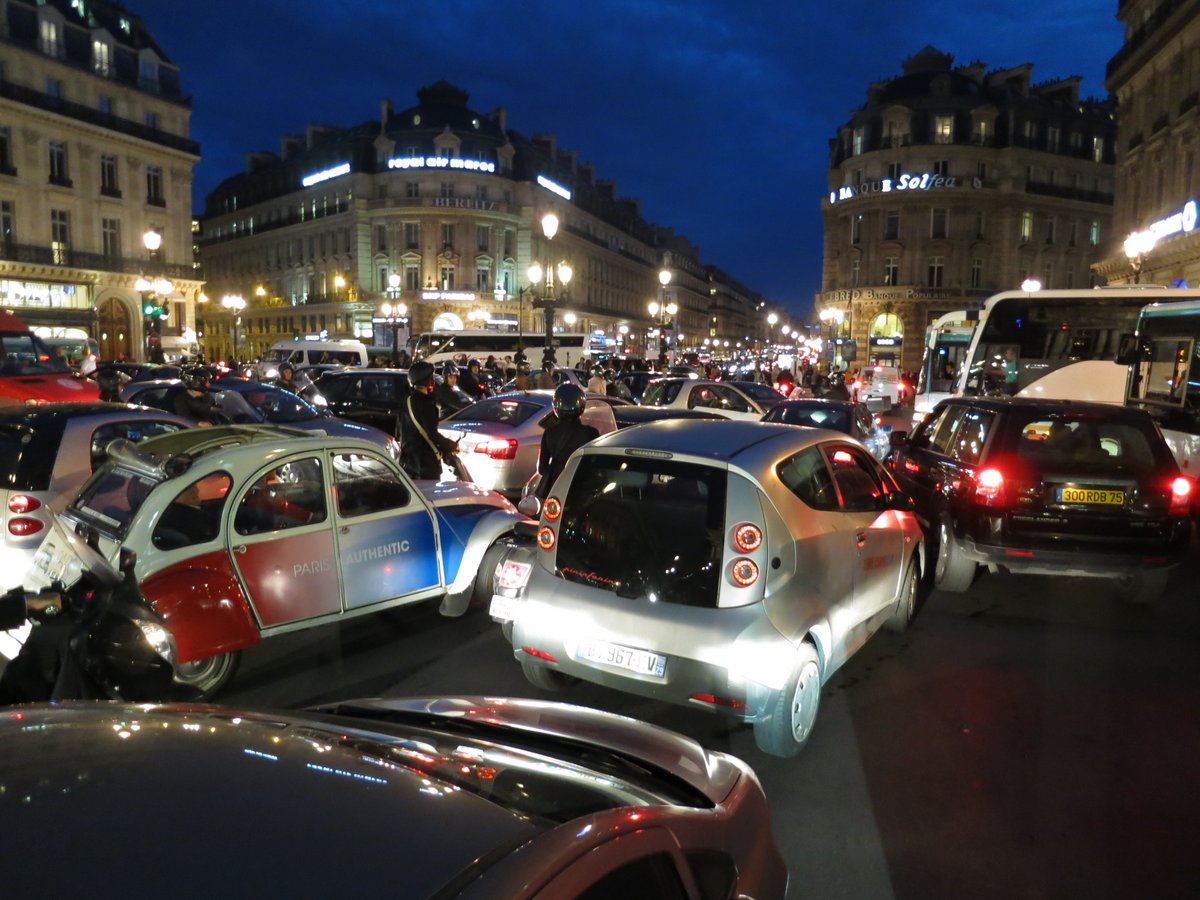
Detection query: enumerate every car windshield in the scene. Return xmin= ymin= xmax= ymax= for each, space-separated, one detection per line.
xmin=444 ymin=397 xmax=542 ymax=427
xmin=555 ymin=454 xmax=726 ymax=607
xmin=770 ymin=405 xmax=852 ymax=433
xmin=641 ymin=381 xmax=682 ymax=406
xmin=70 ymin=465 xmax=160 ymax=536
xmin=248 ymin=388 xmax=320 ymax=423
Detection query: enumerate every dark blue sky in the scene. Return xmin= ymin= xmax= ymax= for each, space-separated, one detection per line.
xmin=140 ymin=0 xmax=1122 ymax=318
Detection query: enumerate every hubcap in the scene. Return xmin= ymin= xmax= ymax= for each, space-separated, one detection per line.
xmin=789 ymin=658 xmax=821 ymax=742
xmin=174 ymin=656 xmax=227 ymax=690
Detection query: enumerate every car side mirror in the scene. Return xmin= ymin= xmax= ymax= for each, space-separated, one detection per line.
xmin=889 ymin=430 xmax=909 ymax=448
xmin=517 ymin=495 xmax=541 ymax=519
xmin=884 ymin=491 xmax=915 ymax=512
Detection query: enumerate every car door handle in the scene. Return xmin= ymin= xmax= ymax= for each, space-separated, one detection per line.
xmin=856 ymin=531 xmax=868 ymax=547
xmin=340 ymin=526 xmax=350 ymax=534
xmin=232 ymin=544 xmax=247 ymax=555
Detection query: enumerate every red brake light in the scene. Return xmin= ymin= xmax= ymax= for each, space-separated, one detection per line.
xmin=536 ymin=526 xmax=556 ymax=551
xmin=732 ymin=522 xmax=762 ymax=552
xmin=730 ymin=558 xmax=759 ymax=587
xmin=543 ymin=497 xmax=562 ymax=521
xmin=1170 ymin=476 xmax=1192 ymax=516
xmin=7 ymin=494 xmax=41 ymax=514
xmin=8 ymin=517 xmax=44 ymax=537
xmin=475 ymin=438 xmax=518 ymax=460
xmin=832 ymin=450 xmax=854 ymax=464
xmin=974 ymin=467 xmax=1006 ymax=507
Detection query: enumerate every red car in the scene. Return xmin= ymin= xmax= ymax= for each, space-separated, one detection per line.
xmin=0 ymin=311 xmax=99 ymax=406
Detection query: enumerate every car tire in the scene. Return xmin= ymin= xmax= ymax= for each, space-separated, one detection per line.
xmin=753 ymin=642 xmax=822 ymax=758
xmin=172 ymin=651 xmax=240 ymax=700
xmin=1122 ymin=569 xmax=1169 ymax=605
xmin=472 ymin=541 xmax=510 ymax=607
xmin=885 ymin=554 xmax=920 ymax=633
xmin=934 ymin=518 xmax=976 ymax=593
xmin=520 ymin=658 xmax=577 ymax=692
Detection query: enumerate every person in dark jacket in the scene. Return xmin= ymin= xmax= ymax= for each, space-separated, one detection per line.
xmin=399 ymin=360 xmax=459 ymax=480
xmin=458 ymin=358 xmax=487 ymax=401
xmin=434 ymin=362 xmax=472 ymax=418
xmin=536 ymin=383 xmax=599 ymax=500
xmin=173 ymin=367 xmax=225 ymax=425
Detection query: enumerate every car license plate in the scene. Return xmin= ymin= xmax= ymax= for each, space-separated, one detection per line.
xmin=1058 ymin=487 xmax=1125 ymax=505
xmin=489 ymin=595 xmax=514 ymax=622
xmin=578 ymin=640 xmax=666 ymax=678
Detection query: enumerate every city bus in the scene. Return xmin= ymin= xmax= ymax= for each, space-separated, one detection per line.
xmin=911 ymin=310 xmax=976 ymax=427
xmin=1122 ymin=297 xmax=1200 ymax=486
xmin=413 ymin=331 xmax=591 ymax=369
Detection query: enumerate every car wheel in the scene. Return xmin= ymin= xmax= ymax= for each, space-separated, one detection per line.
xmin=753 ymin=643 xmax=822 ymax=758
xmin=885 ymin=554 xmax=920 ymax=633
xmin=1122 ymin=569 xmax=1169 ymax=605
xmin=472 ymin=541 xmax=510 ymax=607
xmin=173 ymin=651 xmax=240 ymax=700
xmin=934 ymin=518 xmax=976 ymax=593
xmin=520 ymin=658 xmax=577 ymax=692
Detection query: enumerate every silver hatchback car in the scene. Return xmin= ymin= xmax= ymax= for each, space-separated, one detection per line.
xmin=489 ymin=419 xmax=925 ymax=757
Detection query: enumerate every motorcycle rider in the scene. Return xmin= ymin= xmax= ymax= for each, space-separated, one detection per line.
xmin=458 ymin=358 xmax=487 ymax=401
xmin=434 ymin=362 xmax=472 ymax=417
xmin=586 ymin=366 xmax=607 ymax=394
xmin=824 ymin=370 xmax=852 ymax=401
xmin=399 ymin=360 xmax=460 ymax=480
xmin=174 ymin=366 xmax=226 ymax=425
xmin=536 ymin=383 xmax=599 ymax=501
xmin=277 ymin=362 xmax=317 ymax=401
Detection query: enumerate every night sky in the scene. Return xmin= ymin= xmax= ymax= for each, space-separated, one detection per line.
xmin=139 ymin=0 xmax=1122 ymax=318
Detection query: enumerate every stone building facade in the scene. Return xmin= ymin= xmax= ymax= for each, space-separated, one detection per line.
xmin=821 ymin=46 xmax=1116 ymax=373
xmin=1093 ymin=0 xmax=1200 ymax=287
xmin=198 ymin=82 xmax=763 ymax=364
xmin=0 ymin=0 xmax=200 ymax=362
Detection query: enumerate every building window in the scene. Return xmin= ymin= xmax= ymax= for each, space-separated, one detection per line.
xmin=1069 ymin=219 xmax=1078 ymax=247
xmin=50 ymin=209 xmax=70 ymax=262
xmin=503 ymin=229 xmax=514 ymax=258
xmin=439 ymin=265 xmax=455 ymax=290
xmin=933 ymin=159 xmax=949 ymax=177
xmin=441 ymin=223 xmax=455 ymax=250
xmin=405 ymin=182 xmax=419 ymax=198
xmin=404 ymin=222 xmax=419 ymax=249
xmin=1045 ymin=216 xmax=1055 ymax=245
xmin=1022 ymin=120 xmax=1036 ymax=142
xmin=1090 ymin=220 xmax=1101 ymax=246
xmin=100 ymin=154 xmax=119 ymax=197
xmin=1044 ymin=262 xmax=1054 ymax=288
xmin=93 ymin=40 xmax=112 ymax=76
xmin=375 ymin=224 xmax=387 ymax=253
xmin=927 ymin=256 xmax=944 ymax=287
xmin=48 ymin=140 xmax=70 ymax=186
xmin=1046 ymin=125 xmax=1060 ymax=153
xmin=0 ymin=127 xmax=13 ymax=174
xmin=975 ymin=210 xmax=985 ymax=239
xmin=40 ymin=19 xmax=60 ymax=57
xmin=884 ymin=210 xmax=899 ymax=241
xmin=475 ymin=184 xmax=488 ymax=202
xmin=977 ymin=162 xmax=987 ymax=180
xmin=145 ymin=111 xmax=157 ymax=130
xmin=975 ymin=120 xmax=990 ymax=144
xmin=1020 ymin=212 xmax=1033 ymax=243
xmin=404 ymin=262 xmax=420 ymax=291
xmin=931 ymin=208 xmax=947 ymax=240
xmin=1092 ymin=136 xmax=1104 ymax=163
xmin=139 ymin=59 xmax=158 ymax=90
xmin=476 ymin=266 xmax=491 ymax=292
xmin=440 ymin=182 xmax=454 ymax=199
xmin=852 ymin=126 xmax=864 ymax=156
xmin=887 ymin=161 xmax=901 ymax=181
xmin=850 ymin=257 xmax=860 ymax=286
xmin=1 ymin=200 xmax=15 ymax=249
xmin=476 ymin=224 xmax=489 ymax=252
xmin=883 ymin=256 xmax=899 ymax=285
xmin=46 ymin=77 xmax=61 ymax=98
xmin=851 ymin=214 xmax=862 ymax=244
xmin=971 ymin=258 xmax=983 ymax=289
xmin=101 ymin=217 xmax=121 ymax=260
xmin=146 ymin=166 xmax=164 ymax=205
xmin=98 ymin=95 xmax=112 ymax=114
xmin=934 ymin=115 xmax=953 ymax=144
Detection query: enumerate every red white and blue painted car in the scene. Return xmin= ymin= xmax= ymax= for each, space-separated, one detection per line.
xmin=52 ymin=425 xmax=526 ymax=697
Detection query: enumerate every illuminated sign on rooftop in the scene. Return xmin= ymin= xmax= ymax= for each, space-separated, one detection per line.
xmin=301 ymin=163 xmax=350 ymax=187
xmin=1148 ymin=199 xmax=1198 ymax=239
xmin=829 ymin=173 xmax=981 ymax=205
xmin=537 ymin=175 xmax=572 ymax=200
xmin=388 ymin=156 xmax=496 ymax=173
xmin=421 ymin=290 xmax=478 ymax=302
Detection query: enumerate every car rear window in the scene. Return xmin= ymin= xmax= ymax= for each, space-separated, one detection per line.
xmin=555 ymin=455 xmax=726 ymax=608
xmin=71 ymin=465 xmax=160 ymax=536
xmin=0 ymin=422 xmax=65 ymax=491
xmin=771 ymin=406 xmax=851 ymax=433
xmin=444 ymin=397 xmax=541 ymax=427
xmin=642 ymin=381 xmax=682 ymax=406
xmin=1008 ymin=412 xmax=1162 ymax=476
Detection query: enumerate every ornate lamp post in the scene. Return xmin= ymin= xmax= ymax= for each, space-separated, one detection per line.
xmin=1123 ymin=230 xmax=1158 ymax=284
xmin=527 ymin=213 xmax=573 ymax=367
xmin=647 ymin=268 xmax=677 ymax=367
xmin=819 ymin=306 xmax=845 ymax=368
xmin=136 ymin=229 xmax=173 ymax=363
xmin=221 ymin=294 xmax=246 ymax=363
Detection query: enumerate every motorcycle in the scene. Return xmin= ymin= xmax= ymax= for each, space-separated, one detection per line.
xmin=0 ymin=516 xmax=178 ymax=703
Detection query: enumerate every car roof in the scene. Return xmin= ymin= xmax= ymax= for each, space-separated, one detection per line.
xmin=943 ymin=396 xmax=1154 ymax=421
xmin=774 ymin=398 xmax=858 ymax=411
xmin=591 ymin=418 xmax=824 ymax=464
xmin=0 ymin=401 xmax=183 ymax=424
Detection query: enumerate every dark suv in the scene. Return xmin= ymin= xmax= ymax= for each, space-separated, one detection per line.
xmin=887 ymin=398 xmax=1192 ymax=602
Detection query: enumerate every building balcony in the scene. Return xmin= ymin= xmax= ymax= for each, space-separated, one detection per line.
xmin=1025 ymin=181 xmax=1114 ymax=205
xmin=0 ymin=240 xmax=192 ymax=278
xmin=100 ymin=185 xmax=122 ymax=199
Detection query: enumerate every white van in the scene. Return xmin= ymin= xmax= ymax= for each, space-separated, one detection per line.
xmin=259 ymin=339 xmax=368 ymax=377
xmin=159 ymin=336 xmax=201 ymax=363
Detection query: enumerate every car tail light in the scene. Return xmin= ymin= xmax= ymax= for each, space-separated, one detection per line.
xmin=973 ymin=467 xmax=1008 ymax=507
xmin=730 ymin=558 xmax=759 ymax=587
xmin=1169 ymin=476 xmax=1192 ymax=516
xmin=7 ymin=495 xmax=41 ymax=514
xmin=8 ymin=517 xmax=44 ymax=537
xmin=474 ymin=438 xmax=518 ymax=460
xmin=522 ymin=646 xmax=558 ymax=663
xmin=536 ymin=526 xmax=556 ymax=551
xmin=691 ymin=693 xmax=749 ymax=711
xmin=543 ymin=497 xmax=562 ymax=521
xmin=732 ymin=522 xmax=762 ymax=552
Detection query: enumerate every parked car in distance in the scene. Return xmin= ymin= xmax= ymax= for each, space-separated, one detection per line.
xmin=640 ymin=378 xmax=767 ymax=421
xmin=0 ymin=697 xmax=787 ymax=898
xmin=763 ymin=398 xmax=892 ymax=460
xmin=438 ymin=390 xmax=623 ymax=498
xmin=121 ymin=378 xmax=400 ymax=460
xmin=314 ymin=368 xmax=410 ymax=435
xmin=885 ymin=397 xmax=1192 ymax=602
xmin=61 ymin=426 xmax=526 ymax=697
xmin=490 ymin=419 xmax=924 ymax=757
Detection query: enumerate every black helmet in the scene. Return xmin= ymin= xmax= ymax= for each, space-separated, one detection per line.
xmin=552 ymin=382 xmax=586 ymax=418
xmin=279 ymin=362 xmax=294 ymax=375
xmin=409 ymin=360 xmax=435 ymax=389
xmin=180 ymin=366 xmax=211 ymax=391
xmin=441 ymin=362 xmax=459 ymax=378
xmin=467 ymin=357 xmax=481 ymax=369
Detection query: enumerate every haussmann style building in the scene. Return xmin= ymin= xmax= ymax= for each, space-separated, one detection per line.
xmin=820 ymin=46 xmax=1117 ymax=374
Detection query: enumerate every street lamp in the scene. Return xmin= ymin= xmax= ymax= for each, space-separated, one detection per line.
xmin=137 ymin=229 xmax=173 ymax=363
xmin=527 ymin=213 xmax=572 ymax=366
xmin=618 ymin=323 xmax=629 ymax=356
xmin=1123 ymin=230 xmax=1158 ymax=284
xmin=221 ymin=294 xmax=246 ymax=363
xmin=648 ymin=268 xmax=677 ymax=367
xmin=379 ymin=301 xmax=409 ymax=367
xmin=1020 ymin=278 xmax=1043 ymax=292
xmin=819 ymin=306 xmax=845 ymax=368
xmin=562 ymin=311 xmax=577 ymax=330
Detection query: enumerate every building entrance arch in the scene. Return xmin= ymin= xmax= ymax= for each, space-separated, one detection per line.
xmin=868 ymin=312 xmax=904 ymax=365
xmin=96 ymin=295 xmax=133 ymax=361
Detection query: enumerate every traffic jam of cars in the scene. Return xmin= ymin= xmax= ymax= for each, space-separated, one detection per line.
xmin=2 ymin=316 xmax=1196 ymax=896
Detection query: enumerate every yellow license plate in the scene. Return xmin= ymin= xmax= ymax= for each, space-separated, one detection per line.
xmin=1058 ymin=487 xmax=1124 ymax=505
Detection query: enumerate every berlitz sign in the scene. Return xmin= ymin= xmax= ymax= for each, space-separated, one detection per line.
xmin=829 ymin=173 xmax=982 ymax=205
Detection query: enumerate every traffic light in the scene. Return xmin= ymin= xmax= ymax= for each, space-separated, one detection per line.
xmin=142 ymin=301 xmax=168 ymax=320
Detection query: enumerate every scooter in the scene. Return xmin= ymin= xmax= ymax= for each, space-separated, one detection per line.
xmin=0 ymin=516 xmax=178 ymax=703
